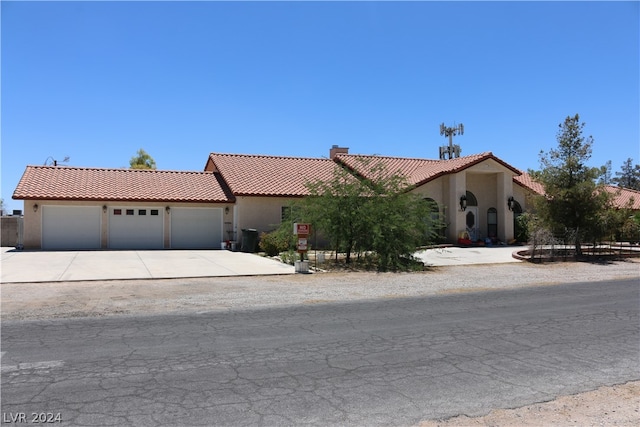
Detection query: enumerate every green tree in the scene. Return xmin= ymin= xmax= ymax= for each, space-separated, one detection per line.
xmin=533 ymin=114 xmax=612 ymax=256
xmin=612 ymin=158 xmax=640 ymax=190
xmin=301 ymin=159 xmax=438 ymax=271
xmin=598 ymin=160 xmax=612 ymax=185
xmin=129 ymin=148 xmax=157 ymax=170
xmin=363 ymin=167 xmax=436 ymax=271
xmin=302 ymin=163 xmax=368 ymax=264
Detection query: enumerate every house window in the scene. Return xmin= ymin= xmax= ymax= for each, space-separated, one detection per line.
xmin=139 ymin=209 xmax=146 ymax=216
xmin=126 ymin=209 xmax=134 ymax=216
xmin=113 ymin=209 xmax=122 ymax=215
xmin=150 ymin=209 xmax=159 ymax=216
xmin=281 ymin=206 xmax=290 ymax=221
xmin=424 ymin=198 xmax=444 ymax=238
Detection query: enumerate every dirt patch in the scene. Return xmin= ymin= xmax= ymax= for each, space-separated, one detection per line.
xmin=418 ymin=381 xmax=640 ymax=426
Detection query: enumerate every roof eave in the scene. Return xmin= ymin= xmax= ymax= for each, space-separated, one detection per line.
xmin=12 ymin=196 xmax=234 ymax=203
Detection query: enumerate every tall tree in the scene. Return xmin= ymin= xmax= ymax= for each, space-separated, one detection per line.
xmin=612 ymin=158 xmax=640 ymax=190
xmin=533 ymin=114 xmax=611 ymax=256
xmin=129 ymin=148 xmax=157 ymax=170
xmin=598 ymin=160 xmax=612 ymax=185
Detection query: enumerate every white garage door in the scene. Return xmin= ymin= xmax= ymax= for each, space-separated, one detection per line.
xmin=42 ymin=206 xmax=101 ymax=250
xmin=109 ymin=207 xmax=163 ymax=249
xmin=171 ymin=208 xmax=223 ymax=249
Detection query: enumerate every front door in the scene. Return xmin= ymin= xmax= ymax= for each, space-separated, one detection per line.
xmin=465 ymin=207 xmax=478 ymax=241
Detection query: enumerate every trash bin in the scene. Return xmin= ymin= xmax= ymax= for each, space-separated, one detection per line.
xmin=241 ymin=229 xmax=259 ymax=253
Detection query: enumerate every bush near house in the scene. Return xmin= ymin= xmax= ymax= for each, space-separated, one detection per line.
xmin=620 ymin=214 xmax=640 ymax=243
xmin=258 ymin=230 xmax=294 ymax=257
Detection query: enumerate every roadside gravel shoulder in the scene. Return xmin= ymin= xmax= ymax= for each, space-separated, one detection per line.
xmin=2 ymin=260 xmax=638 ymax=321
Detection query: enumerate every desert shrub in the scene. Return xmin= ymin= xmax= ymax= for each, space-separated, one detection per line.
xmin=258 ymin=231 xmax=293 ymax=256
xmin=621 ymin=215 xmax=640 ymax=243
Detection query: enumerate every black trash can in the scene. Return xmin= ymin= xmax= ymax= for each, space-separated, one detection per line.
xmin=241 ymin=228 xmax=259 ymax=253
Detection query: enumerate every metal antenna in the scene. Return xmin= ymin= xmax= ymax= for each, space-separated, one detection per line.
xmin=44 ymin=156 xmax=70 ymax=166
xmin=439 ymin=123 xmax=464 ymax=160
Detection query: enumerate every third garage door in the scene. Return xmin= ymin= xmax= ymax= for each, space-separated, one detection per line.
xmin=171 ymin=208 xmax=223 ymax=249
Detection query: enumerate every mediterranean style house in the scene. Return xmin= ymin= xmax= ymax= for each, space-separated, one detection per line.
xmin=12 ymin=146 xmax=640 ymax=250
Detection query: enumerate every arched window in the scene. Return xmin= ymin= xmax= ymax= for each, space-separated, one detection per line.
xmin=423 ymin=198 xmax=444 ymax=239
xmin=424 ymin=198 xmax=439 ymax=215
xmin=465 ymin=191 xmax=478 ymax=206
xmin=511 ymin=200 xmax=523 ymax=214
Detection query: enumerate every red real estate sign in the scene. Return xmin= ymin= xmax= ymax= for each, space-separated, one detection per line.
xmin=294 ymin=223 xmax=311 ymax=253
xmin=294 ymin=223 xmax=311 ymax=236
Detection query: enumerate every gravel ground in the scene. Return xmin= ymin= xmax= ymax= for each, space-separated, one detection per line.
xmin=2 ymin=259 xmax=639 ymax=426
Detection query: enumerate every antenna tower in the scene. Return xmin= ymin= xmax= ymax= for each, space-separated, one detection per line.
xmin=438 ymin=122 xmax=464 ymax=160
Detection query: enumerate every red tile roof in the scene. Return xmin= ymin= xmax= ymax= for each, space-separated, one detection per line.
xmin=335 ymin=152 xmax=521 ymax=187
xmin=604 ymin=185 xmax=640 ymax=210
xmin=513 ymin=172 xmax=546 ymax=195
xmin=513 ymin=172 xmax=640 ymax=210
xmin=12 ymin=166 xmax=232 ymax=203
xmin=207 ymin=153 xmax=347 ymax=196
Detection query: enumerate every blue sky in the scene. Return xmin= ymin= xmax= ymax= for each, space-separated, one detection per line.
xmin=2 ymin=1 xmax=639 ymax=212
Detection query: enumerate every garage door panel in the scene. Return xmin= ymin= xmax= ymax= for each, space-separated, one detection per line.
xmin=171 ymin=208 xmax=223 ymax=249
xmin=109 ymin=208 xmax=163 ymax=249
xmin=42 ymin=206 xmax=101 ymax=249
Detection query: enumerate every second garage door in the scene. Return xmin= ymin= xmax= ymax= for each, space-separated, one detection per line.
xmin=171 ymin=208 xmax=223 ymax=249
xmin=109 ymin=207 xmax=164 ymax=249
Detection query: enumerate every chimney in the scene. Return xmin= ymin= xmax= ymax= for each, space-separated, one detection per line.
xmin=329 ymin=145 xmax=349 ymax=160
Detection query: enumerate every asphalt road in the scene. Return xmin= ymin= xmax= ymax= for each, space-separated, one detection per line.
xmin=2 ymin=278 xmax=638 ymax=426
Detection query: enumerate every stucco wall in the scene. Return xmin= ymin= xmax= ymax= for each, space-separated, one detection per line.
xmin=513 ymin=184 xmax=538 ymax=212
xmin=22 ymin=200 xmax=41 ymax=249
xmin=410 ymin=178 xmax=444 ymax=205
xmin=235 ymin=196 xmax=300 ymax=238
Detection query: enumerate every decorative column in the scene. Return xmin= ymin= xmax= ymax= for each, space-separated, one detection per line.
xmin=447 ymin=172 xmax=466 ymax=242
xmin=497 ymin=172 xmax=514 ymax=242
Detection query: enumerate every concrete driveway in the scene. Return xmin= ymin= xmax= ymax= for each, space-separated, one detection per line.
xmin=1 ymin=248 xmax=295 ymax=283
xmin=1 ymin=246 xmax=522 ymax=283
xmin=414 ymin=245 xmax=522 ymax=266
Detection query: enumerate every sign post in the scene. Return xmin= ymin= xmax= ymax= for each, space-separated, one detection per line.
xmin=293 ymin=223 xmax=311 ymax=273
xmin=294 ymin=223 xmax=311 ymax=258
